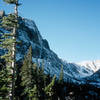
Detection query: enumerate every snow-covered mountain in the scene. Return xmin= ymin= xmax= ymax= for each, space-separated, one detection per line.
xmin=0 ymin=16 xmax=100 ymax=87
xmin=76 ymin=60 xmax=100 ymax=87
xmin=77 ymin=60 xmax=100 ymax=73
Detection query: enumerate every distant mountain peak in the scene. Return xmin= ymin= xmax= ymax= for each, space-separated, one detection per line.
xmin=77 ymin=60 xmax=100 ymax=72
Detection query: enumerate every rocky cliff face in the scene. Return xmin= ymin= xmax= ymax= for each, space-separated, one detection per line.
xmin=0 ymin=17 xmax=100 ymax=87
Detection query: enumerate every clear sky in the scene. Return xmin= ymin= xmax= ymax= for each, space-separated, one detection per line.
xmin=0 ymin=0 xmax=100 ymax=62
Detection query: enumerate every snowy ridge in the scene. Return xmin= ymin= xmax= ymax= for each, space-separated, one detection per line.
xmin=77 ymin=60 xmax=100 ymax=72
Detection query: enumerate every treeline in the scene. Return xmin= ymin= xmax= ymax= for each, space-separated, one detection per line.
xmin=0 ymin=45 xmax=64 ymax=100
xmin=1 ymin=45 xmax=100 ymax=100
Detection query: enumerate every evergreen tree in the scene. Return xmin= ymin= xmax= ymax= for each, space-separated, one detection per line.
xmin=0 ymin=66 xmax=11 ymax=100
xmin=57 ymin=65 xmax=64 ymax=100
xmin=20 ymin=46 xmax=35 ymax=100
xmin=29 ymin=85 xmax=39 ymax=100
xmin=41 ymin=60 xmax=47 ymax=90
xmin=36 ymin=62 xmax=45 ymax=99
xmin=58 ymin=65 xmax=64 ymax=84
xmin=1 ymin=0 xmax=20 ymax=99
xmin=44 ymin=75 xmax=56 ymax=100
xmin=20 ymin=50 xmax=57 ymax=100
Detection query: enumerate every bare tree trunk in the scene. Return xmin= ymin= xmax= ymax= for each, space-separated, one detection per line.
xmin=11 ymin=27 xmax=16 ymax=100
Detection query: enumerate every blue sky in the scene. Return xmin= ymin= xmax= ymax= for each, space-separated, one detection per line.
xmin=0 ymin=0 xmax=100 ymax=62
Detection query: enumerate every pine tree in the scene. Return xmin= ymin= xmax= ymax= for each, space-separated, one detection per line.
xmin=29 ymin=85 xmax=39 ymax=100
xmin=56 ymin=65 xmax=64 ymax=100
xmin=58 ymin=65 xmax=64 ymax=85
xmin=0 ymin=66 xmax=11 ymax=100
xmin=41 ymin=60 xmax=47 ymax=89
xmin=1 ymin=0 xmax=20 ymax=99
xmin=44 ymin=75 xmax=56 ymax=100
xmin=20 ymin=46 xmax=35 ymax=100
xmin=36 ymin=61 xmax=45 ymax=99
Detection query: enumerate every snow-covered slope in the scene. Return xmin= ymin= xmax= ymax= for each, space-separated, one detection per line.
xmin=77 ymin=60 xmax=100 ymax=72
xmin=0 ymin=16 xmax=100 ymax=86
xmin=76 ymin=61 xmax=100 ymax=86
